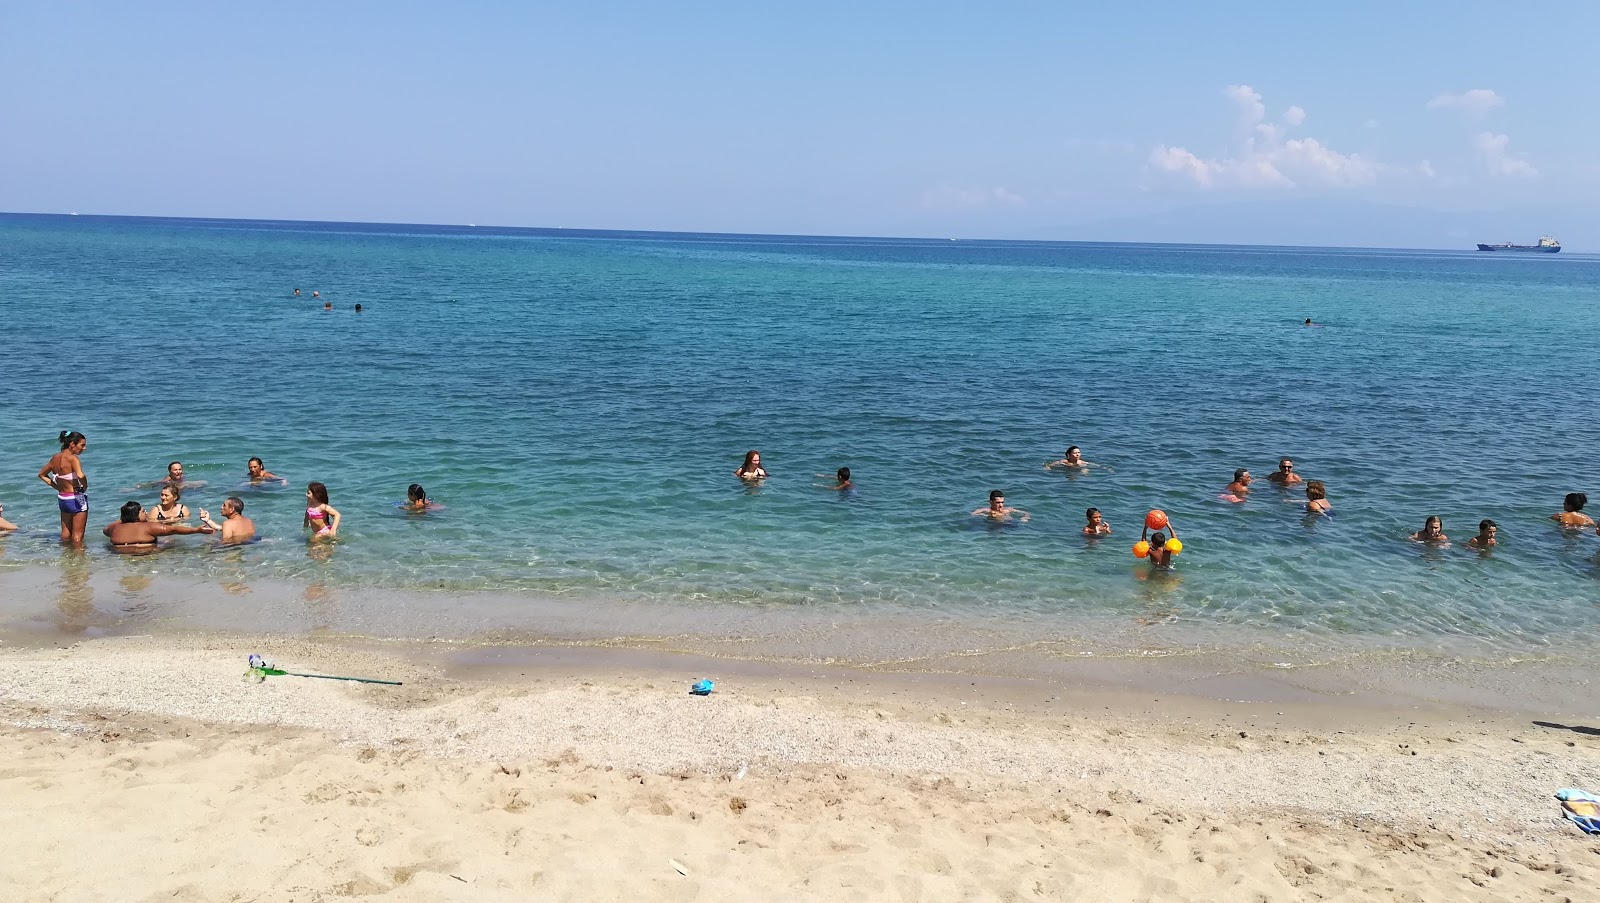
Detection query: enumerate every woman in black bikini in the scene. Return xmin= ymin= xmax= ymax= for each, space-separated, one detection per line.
xmin=149 ymin=485 xmax=190 ymax=524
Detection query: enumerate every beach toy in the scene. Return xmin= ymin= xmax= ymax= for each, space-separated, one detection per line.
xmin=243 ymin=654 xmax=403 ymax=686
xmin=1132 ymin=541 xmax=1150 ymax=559
xmin=690 ymin=679 xmax=715 ymax=696
xmin=1145 ymin=509 xmax=1169 ymax=530
xmin=1165 ymin=538 xmax=1183 ymax=555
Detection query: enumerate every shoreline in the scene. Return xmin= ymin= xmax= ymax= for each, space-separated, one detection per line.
xmin=3 ymin=630 xmax=1598 ymax=900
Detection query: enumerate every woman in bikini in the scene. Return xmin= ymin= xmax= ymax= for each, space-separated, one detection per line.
xmin=1304 ymin=481 xmax=1331 ymax=516
xmin=304 ymin=482 xmax=342 ymax=539
xmin=37 ymin=430 xmax=88 ymax=544
xmin=1551 ymin=493 xmax=1594 ymax=529
xmin=148 ymin=485 xmax=191 ymax=524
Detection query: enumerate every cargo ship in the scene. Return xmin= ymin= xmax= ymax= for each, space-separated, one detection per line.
xmin=1476 ymin=236 xmax=1560 ymax=253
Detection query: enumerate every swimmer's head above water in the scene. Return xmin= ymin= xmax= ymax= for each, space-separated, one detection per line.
xmin=120 ymin=501 xmax=144 ymax=523
xmin=407 ymin=483 xmax=428 ymax=505
xmin=59 ymin=430 xmax=87 ymax=452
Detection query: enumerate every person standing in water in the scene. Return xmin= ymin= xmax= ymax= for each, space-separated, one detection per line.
xmin=38 ymin=431 xmax=89 ymax=544
xmin=304 ymin=482 xmax=341 ymax=539
xmin=1551 ymin=493 xmax=1594 ymax=528
xmin=734 ymin=450 xmax=768 ymax=481
xmin=200 ymin=497 xmax=256 ymax=544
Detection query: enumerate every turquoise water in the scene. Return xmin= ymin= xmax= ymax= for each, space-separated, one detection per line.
xmin=2 ymin=213 xmax=1598 ymax=651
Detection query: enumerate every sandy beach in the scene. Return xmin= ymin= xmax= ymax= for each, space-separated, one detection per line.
xmin=2 ymin=632 xmax=1597 ymax=902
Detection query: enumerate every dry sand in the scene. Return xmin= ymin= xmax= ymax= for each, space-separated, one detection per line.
xmin=2 ymin=633 xmax=1598 ymax=901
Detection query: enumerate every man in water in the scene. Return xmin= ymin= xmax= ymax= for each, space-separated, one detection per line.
xmin=247 ymin=457 xmax=286 ymax=484
xmin=1466 ymin=519 xmax=1497 ymax=550
xmin=103 ymin=500 xmax=213 ymax=552
xmin=1266 ymin=458 xmax=1303 ymax=486
xmin=973 ymin=490 xmax=1029 ymax=522
xmin=293 ymin=288 xmax=301 ymax=296
xmin=1225 ymin=468 xmax=1252 ymax=497
xmin=200 ymin=497 xmax=256 ymax=544
xmin=1045 ymin=445 xmax=1094 ymax=470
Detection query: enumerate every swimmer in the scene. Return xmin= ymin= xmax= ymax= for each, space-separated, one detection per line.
xmin=38 ymin=430 xmax=89 ymax=544
xmin=323 ymin=301 xmax=332 ymax=311
xmin=734 ymin=450 xmax=768 ymax=481
xmin=147 ymin=485 xmax=191 ymax=524
xmin=1304 ymin=480 xmax=1331 ymax=515
xmin=247 ymin=457 xmax=286 ymax=484
xmin=403 ymin=483 xmax=439 ymax=511
xmin=1082 ymin=507 xmax=1111 ymax=536
xmin=1266 ymin=458 xmax=1303 ymax=486
xmin=104 ymin=500 xmax=213 ymax=552
xmin=1466 ymin=519 xmax=1498 ymax=550
xmin=1411 ymin=515 xmax=1448 ymax=544
xmin=973 ymin=490 xmax=1029 ymax=522
xmin=0 ymin=501 xmax=17 ymax=532
xmin=304 ymin=482 xmax=341 ymax=539
xmin=1551 ymin=492 xmax=1594 ymax=528
xmin=200 ymin=497 xmax=255 ymax=544
xmin=1304 ymin=318 xmax=1324 ymax=327
xmin=354 ymin=303 xmax=363 ymax=312
xmin=293 ymin=288 xmax=301 ymax=296
xmin=312 ymin=290 xmax=320 ymax=299
xmin=816 ymin=467 xmax=851 ymax=491
xmin=1045 ymin=445 xmax=1095 ymax=470
xmin=1223 ymin=468 xmax=1252 ymax=501
xmin=153 ymin=460 xmax=205 ymax=490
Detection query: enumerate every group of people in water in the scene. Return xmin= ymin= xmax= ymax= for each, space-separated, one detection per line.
xmin=734 ymin=445 xmax=1597 ymax=567
xmin=12 ymin=431 xmax=437 ymax=552
xmin=7 ymin=432 xmax=1595 ymax=565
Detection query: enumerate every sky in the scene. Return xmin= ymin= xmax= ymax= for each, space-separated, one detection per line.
xmin=3 ymin=2 xmax=1597 ymax=246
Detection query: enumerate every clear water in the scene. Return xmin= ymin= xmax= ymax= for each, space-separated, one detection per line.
xmin=2 ymin=213 xmax=1598 ymax=652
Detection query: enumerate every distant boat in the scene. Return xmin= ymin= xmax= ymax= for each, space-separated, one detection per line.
xmin=1476 ymin=236 xmax=1560 ymax=253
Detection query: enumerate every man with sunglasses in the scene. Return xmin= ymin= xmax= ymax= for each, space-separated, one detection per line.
xmin=1267 ymin=458 xmax=1304 ymax=486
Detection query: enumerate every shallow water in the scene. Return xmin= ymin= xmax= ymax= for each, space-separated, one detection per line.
xmin=1 ymin=213 xmax=1598 ymax=654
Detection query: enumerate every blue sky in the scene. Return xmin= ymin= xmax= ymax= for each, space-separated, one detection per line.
xmin=2 ymin=3 xmax=1594 ymax=245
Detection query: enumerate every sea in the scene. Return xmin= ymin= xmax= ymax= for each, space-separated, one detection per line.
xmin=1 ymin=213 xmax=1597 ymax=668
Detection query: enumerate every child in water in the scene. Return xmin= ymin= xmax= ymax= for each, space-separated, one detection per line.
xmin=1145 ymin=531 xmax=1175 ymax=568
xmin=304 ymin=482 xmax=341 ymax=539
xmin=1082 ymin=507 xmax=1112 ymax=536
xmin=404 ymin=483 xmax=441 ymax=511
xmin=1466 ymin=519 xmax=1498 ymax=550
xmin=1411 ymin=515 xmax=1447 ymax=544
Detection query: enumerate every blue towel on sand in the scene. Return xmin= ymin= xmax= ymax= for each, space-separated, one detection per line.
xmin=1555 ymin=788 xmax=1600 ymax=834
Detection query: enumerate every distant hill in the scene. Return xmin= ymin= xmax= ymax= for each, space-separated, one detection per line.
xmin=1041 ymin=199 xmax=1597 ymax=252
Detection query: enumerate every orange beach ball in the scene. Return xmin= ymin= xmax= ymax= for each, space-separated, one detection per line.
xmin=1145 ymin=509 xmax=1169 ymax=531
xmin=1132 ymin=541 xmax=1150 ymax=559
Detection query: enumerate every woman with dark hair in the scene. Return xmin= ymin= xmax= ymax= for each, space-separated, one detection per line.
xmin=1552 ymin=493 xmax=1594 ymax=528
xmin=304 ymin=482 xmax=342 ymax=539
xmin=37 ymin=431 xmax=88 ymax=544
xmin=403 ymin=483 xmax=440 ymax=511
xmin=734 ymin=450 xmax=767 ymax=481
xmin=149 ymin=484 xmax=191 ymax=523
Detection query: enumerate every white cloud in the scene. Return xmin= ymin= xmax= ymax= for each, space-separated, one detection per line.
xmin=919 ymin=185 xmax=1026 ymax=210
xmin=1427 ymin=89 xmax=1504 ymax=117
xmin=1149 ymin=87 xmax=1375 ymax=190
xmin=1473 ymin=132 xmax=1537 ymax=177
xmin=1418 ymin=160 xmax=1436 ymax=179
xmin=1224 ymin=84 xmax=1266 ymax=125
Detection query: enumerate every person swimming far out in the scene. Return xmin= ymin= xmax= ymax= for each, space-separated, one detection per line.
xmin=1304 ymin=480 xmax=1331 ymax=515
xmin=973 ymin=490 xmax=1029 ymax=522
xmin=1551 ymin=493 xmax=1594 ymax=529
xmin=1044 ymin=445 xmax=1097 ymax=471
xmin=1266 ymin=457 xmax=1303 ymax=486
xmin=304 ymin=482 xmax=341 ymax=539
xmin=1466 ymin=519 xmax=1498 ymax=550
xmin=1221 ymin=468 xmax=1251 ymax=503
xmin=1412 ymin=515 xmax=1448 ymax=544
xmin=734 ymin=450 xmax=767 ymax=481
xmin=1082 ymin=507 xmax=1111 ymax=536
